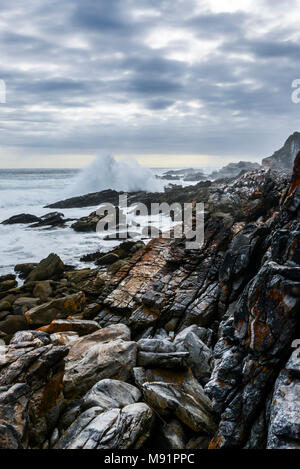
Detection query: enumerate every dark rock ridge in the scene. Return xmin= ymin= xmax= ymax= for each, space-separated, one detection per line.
xmin=262 ymin=131 xmax=300 ymax=169
xmin=0 ymin=160 xmax=300 ymax=449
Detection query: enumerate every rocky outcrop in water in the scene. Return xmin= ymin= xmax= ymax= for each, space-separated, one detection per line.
xmin=209 ymin=161 xmax=261 ymax=180
xmin=0 ymin=160 xmax=300 ymax=449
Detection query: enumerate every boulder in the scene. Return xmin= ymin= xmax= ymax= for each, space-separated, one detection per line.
xmin=55 ymin=403 xmax=153 ymax=449
xmin=63 ymin=324 xmax=137 ymax=400
xmin=25 ymin=292 xmax=86 ymax=327
xmin=82 ymin=379 xmax=141 ymax=411
xmin=134 ymin=367 xmax=216 ymax=434
xmin=26 ymin=253 xmax=65 ymax=283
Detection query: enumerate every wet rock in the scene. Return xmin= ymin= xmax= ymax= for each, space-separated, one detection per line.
xmin=25 ymin=292 xmax=86 ymax=327
xmin=26 ymin=253 xmax=65 ymax=283
xmin=134 ymin=367 xmax=216 ymax=434
xmin=63 ymin=324 xmax=137 ymax=400
xmin=1 ymin=214 xmax=40 ymax=225
xmin=30 ymin=212 xmax=68 ymax=228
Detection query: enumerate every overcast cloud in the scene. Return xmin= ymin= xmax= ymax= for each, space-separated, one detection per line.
xmin=1 ymin=0 xmax=300 ymax=167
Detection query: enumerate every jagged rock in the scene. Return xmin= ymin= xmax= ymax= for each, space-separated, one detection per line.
xmin=63 ymin=325 xmax=137 ymax=400
xmin=26 ymin=253 xmax=65 ymax=282
xmin=0 ymin=383 xmax=30 ymax=449
xmin=0 ymin=331 xmax=68 ymax=448
xmin=1 ymin=214 xmax=40 ymax=225
xmin=134 ymin=367 xmax=216 ymax=434
xmin=38 ymin=319 xmax=100 ymax=336
xmin=25 ymin=292 xmax=86 ymax=327
xmin=262 ymin=132 xmax=300 ymax=169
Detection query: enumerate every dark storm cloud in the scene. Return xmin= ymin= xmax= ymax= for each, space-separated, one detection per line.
xmin=0 ymin=0 xmax=300 ymax=165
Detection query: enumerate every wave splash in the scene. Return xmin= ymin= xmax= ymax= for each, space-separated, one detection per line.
xmin=68 ymin=155 xmax=163 ymax=196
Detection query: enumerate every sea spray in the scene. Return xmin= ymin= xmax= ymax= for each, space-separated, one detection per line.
xmin=67 ymin=155 xmax=164 ymax=196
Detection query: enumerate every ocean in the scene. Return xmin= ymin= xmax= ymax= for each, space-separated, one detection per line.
xmin=0 ymin=164 xmax=211 ymax=277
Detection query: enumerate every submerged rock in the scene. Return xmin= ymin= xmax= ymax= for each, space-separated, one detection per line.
xmin=1 ymin=214 xmax=40 ymax=225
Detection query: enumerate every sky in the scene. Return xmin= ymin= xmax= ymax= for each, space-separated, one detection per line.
xmin=1 ymin=0 xmax=300 ymax=168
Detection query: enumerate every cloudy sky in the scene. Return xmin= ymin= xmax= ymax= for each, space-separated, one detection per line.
xmin=1 ymin=0 xmax=300 ymax=168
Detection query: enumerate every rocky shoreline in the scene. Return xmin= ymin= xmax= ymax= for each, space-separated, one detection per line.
xmin=0 ymin=155 xmax=299 ymax=449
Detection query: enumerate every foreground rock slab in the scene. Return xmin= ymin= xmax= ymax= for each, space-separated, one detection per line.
xmin=63 ymin=325 xmax=137 ymax=400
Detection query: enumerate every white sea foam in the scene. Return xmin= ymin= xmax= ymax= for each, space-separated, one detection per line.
xmin=68 ymin=155 xmax=164 ymax=196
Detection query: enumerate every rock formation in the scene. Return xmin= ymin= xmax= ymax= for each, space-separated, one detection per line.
xmin=0 ymin=158 xmax=300 ymax=449
xmin=262 ymin=131 xmax=300 ymax=169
